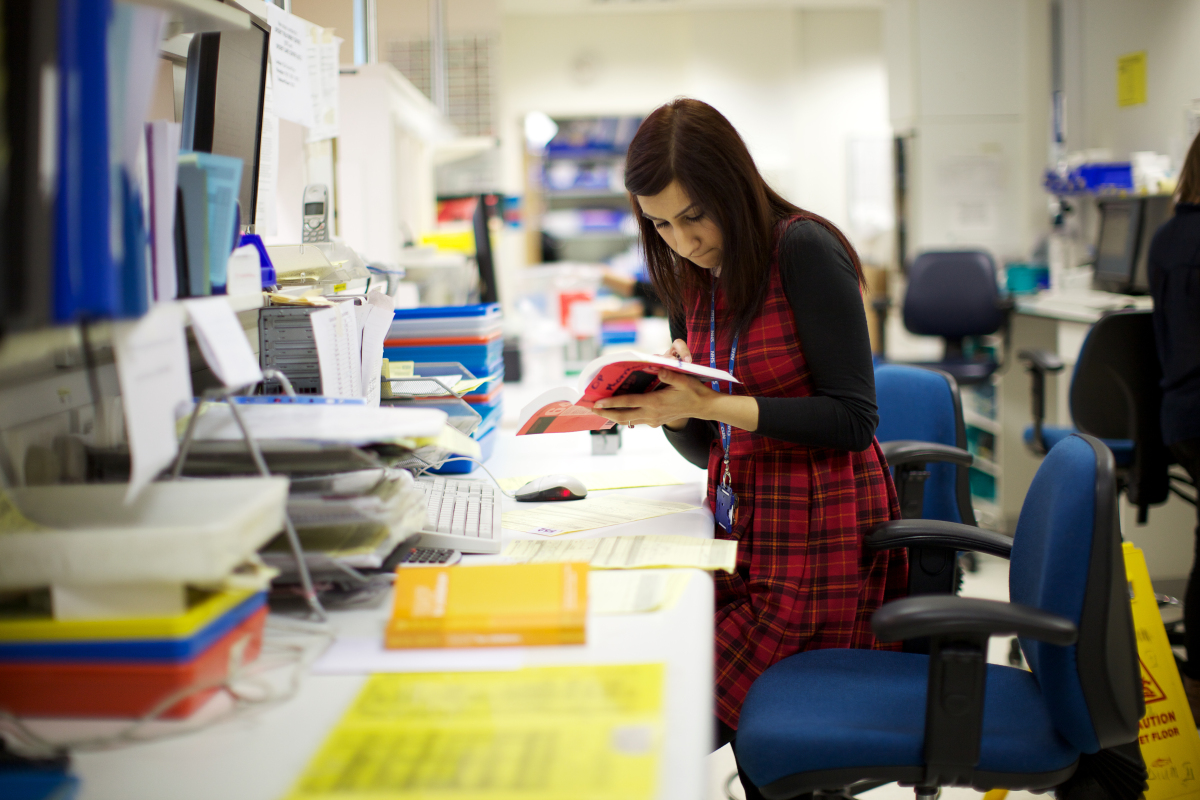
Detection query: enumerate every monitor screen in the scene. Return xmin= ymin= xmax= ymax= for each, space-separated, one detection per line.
xmin=1093 ymin=199 xmax=1141 ymax=292
xmin=183 ymin=21 xmax=269 ymax=229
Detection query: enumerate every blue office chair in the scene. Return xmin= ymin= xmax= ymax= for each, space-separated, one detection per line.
xmin=735 ymin=434 xmax=1145 ymax=799
xmin=1020 ymin=308 xmax=1176 ymax=522
xmin=874 ymin=365 xmax=1007 ymax=599
xmin=895 ymin=251 xmax=1012 ymax=387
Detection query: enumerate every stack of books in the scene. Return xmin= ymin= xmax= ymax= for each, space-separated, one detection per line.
xmin=0 ymin=478 xmax=285 ymax=718
xmin=384 ymin=303 xmax=504 ymax=473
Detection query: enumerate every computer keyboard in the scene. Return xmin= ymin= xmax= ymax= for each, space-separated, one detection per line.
xmin=414 ymin=475 xmax=502 ymax=554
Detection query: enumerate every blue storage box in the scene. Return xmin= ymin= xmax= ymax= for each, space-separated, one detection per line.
xmin=383 ymin=340 xmax=503 ymax=379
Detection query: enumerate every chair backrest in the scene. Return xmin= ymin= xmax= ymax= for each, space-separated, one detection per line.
xmin=1069 ymin=308 xmax=1169 ymax=508
xmin=1009 ymin=434 xmax=1142 ymax=754
xmin=874 ymin=364 xmax=973 ymax=524
xmin=903 ymin=251 xmax=1004 ymax=338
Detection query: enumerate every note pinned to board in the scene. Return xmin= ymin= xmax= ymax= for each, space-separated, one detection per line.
xmin=498 ymin=468 xmax=686 ymax=494
xmin=505 ymin=535 xmax=737 ymax=573
xmin=265 ymin=5 xmax=314 ymax=127
xmin=286 ymin=665 xmax=664 ymax=800
xmin=502 ymin=494 xmax=694 ymax=536
xmin=183 ymin=297 xmax=263 ymax=389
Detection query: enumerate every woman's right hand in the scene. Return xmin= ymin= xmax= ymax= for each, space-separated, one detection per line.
xmin=665 ymin=339 xmax=693 ymax=363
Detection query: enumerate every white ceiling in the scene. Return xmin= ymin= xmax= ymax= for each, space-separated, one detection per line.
xmin=502 ymin=0 xmax=883 ymax=15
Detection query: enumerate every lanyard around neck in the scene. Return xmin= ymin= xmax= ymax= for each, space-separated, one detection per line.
xmin=709 ymin=279 xmax=738 ymax=476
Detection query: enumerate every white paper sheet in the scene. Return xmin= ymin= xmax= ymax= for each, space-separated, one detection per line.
xmin=265 ymin=6 xmax=314 ymax=128
xmin=589 ymin=571 xmax=693 ymax=615
xmin=311 ymin=303 xmax=359 ymax=397
xmin=504 ymin=535 xmax=737 ymax=573
xmin=113 ymin=306 xmax=193 ymax=502
xmin=311 ymin=637 xmax=525 ymax=675
xmin=189 ymin=403 xmax=447 ymax=444
xmin=501 ymin=495 xmax=695 ymax=536
xmin=359 ymin=291 xmax=395 ymax=406
xmin=307 ymin=33 xmax=341 ymax=142
xmin=184 ymin=297 xmax=263 ymax=389
xmin=145 ymin=120 xmax=181 ymax=302
xmin=254 ymin=68 xmax=279 ymax=236
xmin=224 ymin=244 xmax=261 ymax=297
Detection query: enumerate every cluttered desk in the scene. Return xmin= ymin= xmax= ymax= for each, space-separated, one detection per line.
xmin=0 ymin=3 xmax=728 ymax=799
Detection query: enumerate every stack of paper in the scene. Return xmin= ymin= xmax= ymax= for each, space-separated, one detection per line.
xmin=501 ymin=494 xmax=695 ymax=536
xmin=504 ymin=535 xmax=738 ymax=573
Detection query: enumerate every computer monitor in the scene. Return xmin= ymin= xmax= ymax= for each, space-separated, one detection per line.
xmin=1132 ymin=195 xmax=1173 ymax=293
xmin=473 ymin=195 xmax=499 ymax=304
xmin=181 ymin=20 xmax=269 ymax=230
xmin=1093 ymin=198 xmax=1142 ymax=294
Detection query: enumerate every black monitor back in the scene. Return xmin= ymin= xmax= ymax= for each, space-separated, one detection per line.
xmin=182 ymin=20 xmax=269 ymax=230
xmin=1093 ymin=197 xmax=1141 ymax=293
xmin=473 ymin=195 xmax=499 ymax=304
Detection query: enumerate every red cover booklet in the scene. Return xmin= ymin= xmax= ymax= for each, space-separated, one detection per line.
xmin=516 ymin=351 xmax=739 ymax=435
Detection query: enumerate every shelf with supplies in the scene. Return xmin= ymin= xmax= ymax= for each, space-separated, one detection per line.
xmin=0 ymin=293 xmax=266 ymax=389
xmin=961 ymin=377 xmax=1004 ymax=532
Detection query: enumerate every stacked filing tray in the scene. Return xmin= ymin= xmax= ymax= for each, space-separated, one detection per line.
xmin=0 ymin=478 xmax=286 ymax=718
xmin=384 ymin=304 xmax=503 ymax=474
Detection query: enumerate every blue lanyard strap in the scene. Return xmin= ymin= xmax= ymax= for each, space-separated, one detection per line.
xmin=709 ymin=280 xmax=738 ymax=484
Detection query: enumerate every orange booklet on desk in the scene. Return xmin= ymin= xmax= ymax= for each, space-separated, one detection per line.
xmin=385 ymin=562 xmax=588 ymax=649
xmin=516 ymin=350 xmax=739 ymax=435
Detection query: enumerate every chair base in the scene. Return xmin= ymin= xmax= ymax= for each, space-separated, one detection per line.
xmin=756 ymin=762 xmax=1079 ymax=799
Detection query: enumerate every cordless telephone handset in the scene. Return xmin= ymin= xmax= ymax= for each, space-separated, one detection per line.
xmin=302 ymin=184 xmax=330 ymax=243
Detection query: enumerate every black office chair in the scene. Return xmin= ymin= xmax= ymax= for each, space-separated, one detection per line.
xmin=890 ymin=250 xmax=1013 ymax=387
xmin=735 ymin=434 xmax=1146 ymax=799
xmin=1019 ymin=308 xmax=1179 ymax=522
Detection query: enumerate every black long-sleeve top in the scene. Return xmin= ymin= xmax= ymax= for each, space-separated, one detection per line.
xmin=1149 ymin=202 xmax=1200 ymax=446
xmin=663 ymin=220 xmax=878 ymax=467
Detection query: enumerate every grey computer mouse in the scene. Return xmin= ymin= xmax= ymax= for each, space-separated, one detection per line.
xmin=514 ymin=474 xmax=588 ymax=502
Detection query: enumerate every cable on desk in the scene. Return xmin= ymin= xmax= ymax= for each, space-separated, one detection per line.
xmin=408 ymin=453 xmax=517 ymax=499
xmin=0 ymin=619 xmax=334 ymax=757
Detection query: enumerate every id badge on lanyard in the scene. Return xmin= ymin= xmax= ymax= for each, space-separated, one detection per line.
xmin=711 ymin=281 xmax=739 ymax=533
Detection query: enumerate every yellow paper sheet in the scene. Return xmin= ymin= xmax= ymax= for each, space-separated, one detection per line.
xmin=0 ymin=490 xmax=44 ymax=533
xmin=287 ymin=664 xmax=664 ymax=800
xmin=589 ymin=571 xmax=692 ymax=615
xmin=505 ymin=535 xmax=737 ymax=573
xmin=501 ymin=495 xmax=694 ymax=536
xmin=497 ymin=469 xmax=685 ymax=494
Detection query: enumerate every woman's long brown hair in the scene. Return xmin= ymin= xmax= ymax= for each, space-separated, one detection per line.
xmin=1179 ymin=133 xmax=1200 ymax=205
xmin=624 ymin=98 xmax=864 ymax=335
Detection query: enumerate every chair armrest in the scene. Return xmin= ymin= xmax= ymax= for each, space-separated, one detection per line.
xmin=872 ymin=595 xmax=1078 ymax=645
xmin=1018 ymin=348 xmax=1065 ymax=373
xmin=865 ymin=519 xmax=1013 ymax=558
xmin=880 ymin=440 xmax=974 ymax=468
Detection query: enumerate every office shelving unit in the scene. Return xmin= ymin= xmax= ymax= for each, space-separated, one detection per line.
xmin=961 ymin=337 xmax=1004 ymax=531
xmin=527 ymin=116 xmax=641 ymax=264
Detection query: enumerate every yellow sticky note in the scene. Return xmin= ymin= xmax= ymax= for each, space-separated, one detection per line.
xmin=287 ymin=664 xmax=664 ymax=800
xmin=1118 ymin=51 xmax=1147 ymax=107
xmin=1124 ymin=542 xmax=1200 ymax=798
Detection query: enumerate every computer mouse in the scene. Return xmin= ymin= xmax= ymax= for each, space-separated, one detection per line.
xmin=514 ymin=474 xmax=588 ymax=502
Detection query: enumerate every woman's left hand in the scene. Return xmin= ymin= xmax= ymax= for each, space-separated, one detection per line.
xmin=592 ymin=369 xmax=715 ymax=428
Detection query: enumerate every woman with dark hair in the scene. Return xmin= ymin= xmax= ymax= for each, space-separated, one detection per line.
xmin=591 ymin=99 xmax=907 ymax=749
xmin=1149 ymin=133 xmax=1200 ymax=718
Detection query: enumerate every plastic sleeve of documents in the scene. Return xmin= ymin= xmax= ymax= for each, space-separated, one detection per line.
xmin=504 ymin=534 xmax=737 ymax=573
xmin=286 ymin=664 xmax=664 ymax=800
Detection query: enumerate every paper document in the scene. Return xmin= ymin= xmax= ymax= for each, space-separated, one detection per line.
xmin=145 ymin=120 xmax=181 ymax=302
xmin=286 ymin=665 xmax=663 ymax=800
xmin=188 ymin=403 xmax=447 ymax=445
xmin=505 ymin=535 xmax=738 ymax=573
xmin=311 ymin=303 xmax=360 ymax=398
xmin=254 ymin=69 xmax=279 ymax=236
xmin=501 ymin=494 xmax=694 ymax=536
xmin=498 ymin=468 xmax=685 ymax=494
xmin=307 ymin=30 xmax=341 ymax=142
xmin=265 ymin=5 xmax=314 ymax=127
xmin=184 ymin=297 xmax=263 ymax=389
xmin=358 ymin=291 xmax=395 ymax=406
xmin=590 ymin=571 xmax=692 ymax=615
xmin=113 ymin=306 xmax=193 ymax=502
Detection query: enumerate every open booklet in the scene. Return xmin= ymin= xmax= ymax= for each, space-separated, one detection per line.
xmin=517 ymin=350 xmax=738 ymax=435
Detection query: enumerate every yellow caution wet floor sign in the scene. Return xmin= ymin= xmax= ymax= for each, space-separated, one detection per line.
xmin=1125 ymin=542 xmax=1200 ymax=798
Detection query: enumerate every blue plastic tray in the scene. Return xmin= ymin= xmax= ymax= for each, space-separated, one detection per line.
xmin=430 ymin=427 xmax=498 ymax=475
xmin=0 ymin=592 xmax=266 ymax=664
xmin=383 ymin=342 xmax=503 ymax=379
xmin=392 ymin=303 xmax=500 ymax=320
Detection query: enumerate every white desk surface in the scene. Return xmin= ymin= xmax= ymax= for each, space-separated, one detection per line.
xmin=28 ymin=422 xmax=716 ymax=800
xmin=1014 ymin=288 xmax=1153 ymax=324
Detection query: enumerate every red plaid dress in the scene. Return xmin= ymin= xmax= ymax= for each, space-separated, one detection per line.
xmin=687 ymin=219 xmax=907 ymax=729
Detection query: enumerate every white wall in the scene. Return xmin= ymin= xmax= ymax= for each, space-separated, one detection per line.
xmin=498 ymin=7 xmax=892 ymax=259
xmin=1063 ymin=0 xmax=1200 ymax=168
